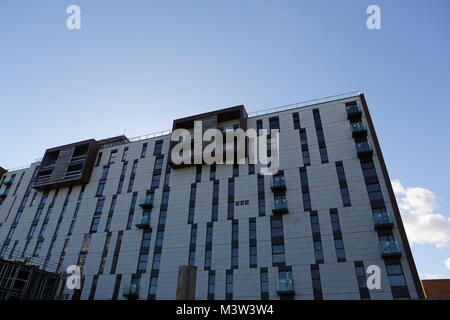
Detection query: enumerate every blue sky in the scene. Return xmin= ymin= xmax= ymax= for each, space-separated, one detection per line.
xmin=1 ymin=1 xmax=449 ymax=279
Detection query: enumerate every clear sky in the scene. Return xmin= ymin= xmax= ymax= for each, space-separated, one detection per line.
xmin=1 ymin=1 xmax=449 ymax=280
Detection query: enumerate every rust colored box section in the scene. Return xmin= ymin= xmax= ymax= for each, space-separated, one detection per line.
xmin=422 ymin=279 xmax=450 ymax=299
xmin=169 ymin=105 xmax=248 ymax=168
xmin=33 ymin=139 xmax=100 ymax=191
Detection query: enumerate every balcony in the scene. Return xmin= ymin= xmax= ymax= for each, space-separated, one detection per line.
xmin=272 ymin=198 xmax=288 ymax=214
xmin=139 ymin=195 xmax=154 ymax=209
xmin=122 ymin=284 xmax=139 ymax=299
xmin=3 ymin=177 xmax=13 ymax=186
xmin=69 ymin=155 xmax=87 ymax=165
xmin=351 ymin=122 xmax=367 ymax=138
xmin=380 ymin=240 xmax=402 ymax=258
xmin=0 ymin=189 xmax=7 ymax=198
xmin=373 ymin=211 xmax=394 ymax=229
xmin=277 ymin=276 xmax=295 ymax=295
xmin=346 ymin=105 xmax=362 ymax=119
xmin=33 ymin=139 xmax=99 ymax=191
xmin=356 ymin=142 xmax=373 ymax=158
xmin=271 ymin=176 xmax=286 ymax=192
xmin=135 ymin=215 xmax=151 ymax=229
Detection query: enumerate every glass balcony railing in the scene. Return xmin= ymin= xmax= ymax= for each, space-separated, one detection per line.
xmin=139 ymin=195 xmax=154 ymax=209
xmin=380 ymin=240 xmax=402 ymax=257
xmin=3 ymin=177 xmax=13 ymax=186
xmin=271 ymin=176 xmax=286 ymax=192
xmin=277 ymin=277 xmax=295 ymax=295
xmin=122 ymin=284 xmax=140 ymax=299
xmin=346 ymin=105 xmax=362 ymax=119
xmin=272 ymin=198 xmax=288 ymax=214
xmin=135 ymin=215 xmax=151 ymax=229
xmin=351 ymin=122 xmax=367 ymax=136
xmin=356 ymin=142 xmax=373 ymax=157
xmin=373 ymin=211 xmax=394 ymax=229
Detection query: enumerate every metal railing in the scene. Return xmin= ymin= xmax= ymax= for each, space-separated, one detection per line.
xmin=128 ymin=130 xmax=172 ymax=143
xmin=248 ymin=91 xmax=361 ymax=117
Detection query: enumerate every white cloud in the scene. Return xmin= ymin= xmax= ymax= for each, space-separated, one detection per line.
xmin=392 ymin=179 xmax=450 ymax=248
xmin=445 ymin=258 xmax=450 ymax=271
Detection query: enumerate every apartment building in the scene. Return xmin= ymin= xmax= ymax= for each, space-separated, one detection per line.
xmin=0 ymin=93 xmax=424 ymax=300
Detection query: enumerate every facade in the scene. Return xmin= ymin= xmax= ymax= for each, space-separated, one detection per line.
xmin=0 ymin=93 xmax=424 ymax=300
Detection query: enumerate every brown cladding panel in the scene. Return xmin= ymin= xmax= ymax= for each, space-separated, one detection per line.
xmin=169 ymin=105 xmax=248 ymax=168
xmin=33 ymin=139 xmax=100 ymax=191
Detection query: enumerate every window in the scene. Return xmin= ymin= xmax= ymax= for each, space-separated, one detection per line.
xmin=204 ymin=249 xmax=212 ymax=269
xmin=310 ymin=212 xmax=324 ymax=264
xmin=33 ymin=241 xmax=43 ymax=256
xmin=127 ymin=160 xmax=138 ymax=192
xmin=90 ymin=216 xmax=101 ymax=233
xmin=154 ymin=157 xmax=164 ymax=170
xmin=109 ymin=150 xmax=118 ymax=164
xmin=148 ymin=276 xmax=158 ymax=299
xmin=126 ymin=193 xmax=138 ymax=229
xmin=161 ymin=190 xmax=170 ymax=205
xmin=292 ymin=112 xmax=300 ymax=129
xmin=151 ymin=174 xmax=161 ymax=188
xmin=260 ymin=268 xmax=269 ymax=300
xmin=249 ymin=219 xmax=257 ymax=269
xmin=122 ymin=147 xmax=129 ymax=161
xmin=249 ymin=246 xmax=257 ymax=267
xmin=336 ymin=162 xmax=351 ymax=206
xmin=207 ymin=271 xmax=215 ymax=300
xmin=96 ymin=182 xmax=105 ymax=196
xmin=206 ymin=224 xmax=213 ymax=243
xmin=210 ymin=164 xmax=216 ymax=181
xmin=231 ymin=247 xmax=239 ymax=268
xmin=105 ymin=196 xmax=117 ymax=232
xmin=226 ymin=270 xmax=233 ymax=299
xmin=232 ymin=164 xmax=239 ymax=177
xmin=110 ymin=232 xmax=123 ymax=274
xmin=95 ymin=199 xmax=105 ymax=213
xmin=354 ymin=261 xmax=370 ymax=299
xmin=155 ymin=231 xmax=164 ymax=247
xmin=194 ymin=166 xmax=202 ymax=182
xmin=227 ymin=179 xmax=235 ymax=220
xmin=257 ymin=175 xmax=265 ymax=216
xmin=300 ymin=168 xmax=311 ymax=211
xmin=311 ymin=264 xmax=323 ymax=300
xmin=95 ymin=152 xmax=103 ymax=167
xmin=117 ymin=162 xmax=128 ymax=194
xmin=81 ymin=234 xmax=91 ymax=252
xmin=101 ymin=166 xmax=109 ymax=179
xmin=312 ymin=109 xmax=328 ymax=163
xmin=188 ymin=224 xmax=197 ymax=266
xmin=299 ymin=129 xmax=310 ymax=166
xmin=153 ymin=253 xmax=162 ymax=272
xmin=153 ymin=140 xmax=163 ymax=155
xmin=386 ymin=263 xmax=410 ymax=299
xmin=271 ymin=217 xmax=285 ymax=265
xmin=330 ymin=209 xmax=346 ymax=262
xmin=269 ymin=116 xmax=280 ymax=130
xmin=141 ymin=143 xmax=148 ymax=158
